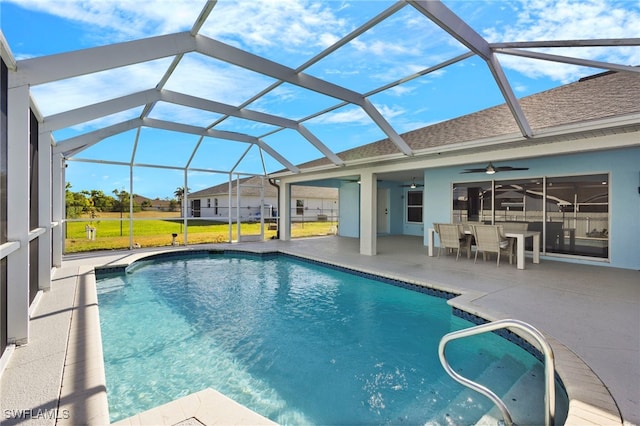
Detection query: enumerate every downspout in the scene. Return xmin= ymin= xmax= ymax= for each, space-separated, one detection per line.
xmin=268 ymin=178 xmax=280 ymax=239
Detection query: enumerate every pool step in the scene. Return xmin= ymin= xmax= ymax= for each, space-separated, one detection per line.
xmin=476 ymin=362 xmax=546 ymax=426
xmin=426 ymin=354 xmax=527 ymax=425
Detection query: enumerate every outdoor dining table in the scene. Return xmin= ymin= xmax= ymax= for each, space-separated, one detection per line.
xmin=428 ymin=226 xmax=540 ymax=270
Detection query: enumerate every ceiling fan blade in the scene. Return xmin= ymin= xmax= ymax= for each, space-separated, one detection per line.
xmin=495 ymin=166 xmax=529 ymax=172
xmin=461 ymin=164 xmax=529 ymax=174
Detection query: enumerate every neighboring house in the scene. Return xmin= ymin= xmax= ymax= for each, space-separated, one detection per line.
xmin=187 ymin=176 xmax=338 ymax=222
xmin=274 ymin=70 xmax=640 ymax=270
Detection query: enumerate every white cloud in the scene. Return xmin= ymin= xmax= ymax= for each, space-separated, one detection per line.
xmin=308 ymin=106 xmax=370 ymax=125
xmin=31 ymin=57 xmax=174 ymax=116
xmin=163 ymin=54 xmax=276 ymax=106
xmin=199 ymin=0 xmax=349 ymax=53
xmin=8 ymin=0 xmax=200 ymax=42
xmin=483 ymin=0 xmax=640 ymax=82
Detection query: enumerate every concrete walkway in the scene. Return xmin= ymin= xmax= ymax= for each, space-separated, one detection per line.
xmin=1 ymin=235 xmax=638 ymax=425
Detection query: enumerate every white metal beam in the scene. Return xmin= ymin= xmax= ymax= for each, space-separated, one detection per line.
xmin=297 ymin=125 xmax=345 ymax=166
xmin=159 ymin=90 xmax=342 ymax=165
xmin=489 ymin=38 xmax=640 ymax=48
xmin=361 ymin=98 xmax=413 ymax=155
xmin=143 ymin=117 xmax=258 ymax=143
xmin=10 ymin=32 xmax=196 ymax=87
xmin=409 ymin=0 xmax=492 ymax=59
xmin=256 ymin=140 xmax=300 ymax=173
xmin=199 ymin=36 xmax=413 ymax=156
xmin=485 ymin=54 xmax=533 ymax=137
xmin=143 ymin=118 xmax=300 ymax=172
xmin=409 ymin=0 xmax=532 ymax=138
xmin=191 ymin=1 xmax=218 ymax=35
xmin=43 ymin=89 xmax=160 ymax=132
xmin=0 ymin=31 xmax=17 ymax=71
xmin=494 ymin=48 xmax=640 ymax=74
xmin=43 ymin=87 xmax=306 ymax=155
xmin=195 ymin=34 xmax=365 ymax=105
xmin=159 ymin=89 xmax=296 ymax=128
xmin=53 ymin=118 xmax=143 ymax=155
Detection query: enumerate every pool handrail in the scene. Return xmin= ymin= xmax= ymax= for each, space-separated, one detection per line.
xmin=438 ymin=318 xmax=556 ymax=426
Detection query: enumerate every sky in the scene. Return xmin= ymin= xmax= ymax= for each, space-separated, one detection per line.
xmin=1 ymin=0 xmax=639 ymax=199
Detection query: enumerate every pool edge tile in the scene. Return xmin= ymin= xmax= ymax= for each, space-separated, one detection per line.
xmin=112 ymin=388 xmax=276 ymax=426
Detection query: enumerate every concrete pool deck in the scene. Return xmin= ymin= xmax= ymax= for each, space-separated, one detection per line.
xmin=0 ymin=235 xmax=638 ymax=425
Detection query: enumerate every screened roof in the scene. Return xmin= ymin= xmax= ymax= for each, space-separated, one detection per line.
xmin=3 ymin=0 xmax=639 ymax=196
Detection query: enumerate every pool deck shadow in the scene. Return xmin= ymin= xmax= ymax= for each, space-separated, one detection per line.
xmin=0 ymin=235 xmax=637 ymax=425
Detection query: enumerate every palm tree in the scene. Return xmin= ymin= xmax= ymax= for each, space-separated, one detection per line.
xmin=174 ymin=187 xmax=189 ymax=216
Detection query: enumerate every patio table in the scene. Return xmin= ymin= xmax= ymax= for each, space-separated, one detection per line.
xmin=428 ymin=227 xmax=540 ymax=270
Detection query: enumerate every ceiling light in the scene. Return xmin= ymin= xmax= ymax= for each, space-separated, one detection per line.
xmin=485 ymin=164 xmax=496 ymax=174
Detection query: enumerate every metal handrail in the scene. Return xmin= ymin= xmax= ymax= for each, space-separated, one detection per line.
xmin=438 ymin=319 xmax=555 ymax=426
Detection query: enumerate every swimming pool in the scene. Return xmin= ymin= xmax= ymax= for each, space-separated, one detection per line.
xmin=96 ymin=251 xmax=568 ymax=424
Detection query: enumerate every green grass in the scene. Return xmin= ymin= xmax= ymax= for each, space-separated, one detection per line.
xmin=64 ymin=212 xmax=338 ymax=253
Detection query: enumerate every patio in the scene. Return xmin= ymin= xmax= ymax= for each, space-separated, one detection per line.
xmin=1 ymin=235 xmax=638 ymax=425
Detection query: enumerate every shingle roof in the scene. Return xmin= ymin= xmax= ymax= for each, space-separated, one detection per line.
xmin=189 ymin=175 xmax=337 ymax=198
xmin=298 ymin=70 xmax=640 ymax=169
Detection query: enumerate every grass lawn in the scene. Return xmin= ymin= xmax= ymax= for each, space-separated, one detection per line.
xmin=64 ymin=211 xmax=338 ymax=253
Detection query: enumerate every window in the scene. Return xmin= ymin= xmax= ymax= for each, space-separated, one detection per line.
xmin=296 ymin=199 xmax=304 ymax=215
xmin=452 ymin=182 xmax=492 ymax=223
xmin=214 ymin=198 xmax=218 ymax=215
xmin=406 ymin=190 xmax=423 ymax=223
xmin=453 ymin=174 xmax=609 ymax=259
xmin=207 ymin=198 xmax=211 ymax=208
xmin=546 ymin=174 xmax=608 ymax=258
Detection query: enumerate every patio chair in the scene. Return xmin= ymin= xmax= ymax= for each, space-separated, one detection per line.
xmin=434 ymin=223 xmax=471 ymax=260
xmin=470 ymin=224 xmax=514 ymax=266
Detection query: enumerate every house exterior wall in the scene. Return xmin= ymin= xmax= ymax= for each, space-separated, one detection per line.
xmin=188 ymin=194 xmax=339 ymax=221
xmin=422 ymin=145 xmax=640 ymax=270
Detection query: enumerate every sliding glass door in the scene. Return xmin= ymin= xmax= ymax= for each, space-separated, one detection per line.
xmin=452 ymin=174 xmax=609 ymax=259
xmin=546 ymin=174 xmax=609 ymax=258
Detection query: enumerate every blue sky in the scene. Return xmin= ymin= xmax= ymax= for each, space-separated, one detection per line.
xmin=2 ymin=0 xmax=639 ymax=199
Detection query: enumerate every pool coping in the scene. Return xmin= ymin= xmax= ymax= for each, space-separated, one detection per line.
xmin=71 ymin=247 xmax=623 ymax=425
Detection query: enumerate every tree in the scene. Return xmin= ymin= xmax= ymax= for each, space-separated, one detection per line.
xmin=174 ymin=186 xmax=189 ymax=215
xmin=86 ymin=189 xmax=114 ymax=212
xmin=112 ymin=189 xmax=130 ymax=236
xmin=65 ymin=183 xmax=91 ymax=218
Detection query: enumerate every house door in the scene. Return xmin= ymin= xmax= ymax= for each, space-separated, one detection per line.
xmin=377 ymin=188 xmax=390 ymax=234
xmin=192 ymin=199 xmax=201 ymax=217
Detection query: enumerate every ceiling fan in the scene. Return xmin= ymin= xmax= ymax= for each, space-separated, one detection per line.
xmin=400 ymin=177 xmax=424 ymax=188
xmin=461 ymin=162 xmax=529 ymax=175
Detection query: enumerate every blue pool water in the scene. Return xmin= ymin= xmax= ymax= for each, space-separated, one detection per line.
xmin=97 ymin=252 xmax=567 ymax=425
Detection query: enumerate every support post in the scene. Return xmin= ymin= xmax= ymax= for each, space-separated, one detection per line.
xmin=51 ymin=154 xmax=64 ymax=267
xmin=38 ymin=130 xmax=52 ymax=290
xmin=359 ymin=171 xmax=377 ymax=256
xmin=7 ymin=84 xmax=30 ymax=344
xmin=279 ymin=182 xmax=291 ymax=241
